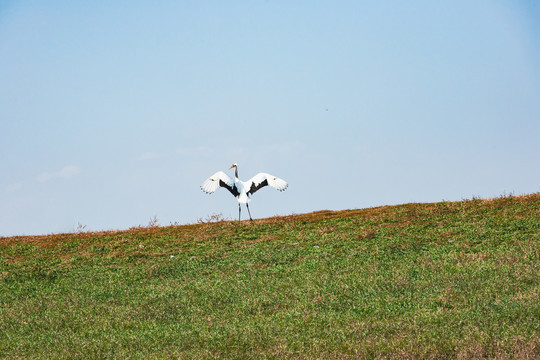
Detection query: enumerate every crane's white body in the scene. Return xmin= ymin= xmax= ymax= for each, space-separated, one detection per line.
xmin=200 ymin=163 xmax=288 ymax=220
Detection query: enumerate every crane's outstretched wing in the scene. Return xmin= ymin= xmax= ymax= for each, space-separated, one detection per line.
xmin=246 ymin=173 xmax=288 ymax=195
xmin=201 ymin=171 xmax=239 ymax=197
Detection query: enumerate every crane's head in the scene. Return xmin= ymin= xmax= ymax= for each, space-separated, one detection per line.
xmin=228 ymin=163 xmax=238 ymax=170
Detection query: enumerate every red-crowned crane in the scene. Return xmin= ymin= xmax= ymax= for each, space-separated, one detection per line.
xmin=201 ymin=163 xmax=288 ymax=221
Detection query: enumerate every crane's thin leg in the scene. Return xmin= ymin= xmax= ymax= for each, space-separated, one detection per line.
xmin=246 ymin=203 xmax=253 ymax=221
xmin=238 ymin=204 xmax=241 ymax=222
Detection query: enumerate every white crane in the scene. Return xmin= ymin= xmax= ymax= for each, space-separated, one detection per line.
xmin=201 ymin=163 xmax=288 ymax=221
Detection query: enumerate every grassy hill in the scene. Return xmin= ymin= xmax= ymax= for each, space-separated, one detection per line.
xmin=1 ymin=194 xmax=539 ymax=359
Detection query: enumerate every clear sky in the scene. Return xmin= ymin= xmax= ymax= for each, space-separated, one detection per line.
xmin=1 ymin=1 xmax=539 ymax=236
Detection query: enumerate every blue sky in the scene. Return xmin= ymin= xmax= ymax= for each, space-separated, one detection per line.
xmin=1 ymin=1 xmax=539 ymax=236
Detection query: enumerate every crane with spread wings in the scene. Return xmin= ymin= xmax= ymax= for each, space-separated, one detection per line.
xmin=201 ymin=163 xmax=288 ymax=221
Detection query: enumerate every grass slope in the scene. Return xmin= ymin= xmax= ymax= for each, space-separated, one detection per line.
xmin=1 ymin=194 xmax=539 ymax=359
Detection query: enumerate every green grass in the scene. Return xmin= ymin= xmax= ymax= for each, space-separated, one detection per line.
xmin=1 ymin=194 xmax=539 ymax=359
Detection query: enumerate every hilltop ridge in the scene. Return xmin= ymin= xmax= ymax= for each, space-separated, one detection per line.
xmin=2 ymin=192 xmax=538 ymax=245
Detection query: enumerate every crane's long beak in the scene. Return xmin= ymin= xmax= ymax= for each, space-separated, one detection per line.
xmin=228 ymin=164 xmax=235 ymax=170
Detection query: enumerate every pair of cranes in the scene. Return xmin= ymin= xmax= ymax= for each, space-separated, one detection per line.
xmin=200 ymin=163 xmax=288 ymax=221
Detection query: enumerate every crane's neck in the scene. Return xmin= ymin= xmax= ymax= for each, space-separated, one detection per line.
xmin=233 ymin=167 xmax=239 ymax=180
